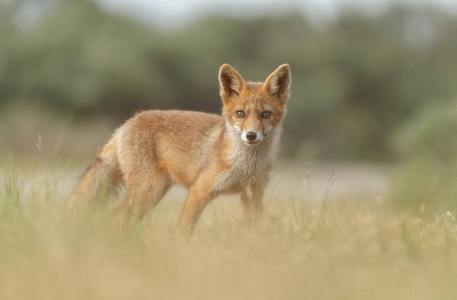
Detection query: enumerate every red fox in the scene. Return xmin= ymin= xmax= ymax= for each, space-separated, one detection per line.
xmin=70 ymin=64 xmax=291 ymax=230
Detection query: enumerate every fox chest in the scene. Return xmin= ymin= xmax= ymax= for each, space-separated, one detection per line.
xmin=211 ymin=149 xmax=272 ymax=194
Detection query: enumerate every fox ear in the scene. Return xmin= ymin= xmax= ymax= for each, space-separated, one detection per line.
xmin=219 ymin=64 xmax=245 ymax=99
xmin=263 ymin=64 xmax=291 ymax=100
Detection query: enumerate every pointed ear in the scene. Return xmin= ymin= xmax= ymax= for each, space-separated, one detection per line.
xmin=263 ymin=64 xmax=291 ymax=100
xmin=219 ymin=64 xmax=245 ymax=99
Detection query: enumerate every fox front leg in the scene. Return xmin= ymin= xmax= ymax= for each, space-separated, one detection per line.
xmin=241 ymin=183 xmax=264 ymax=226
xmin=178 ymin=184 xmax=216 ymax=233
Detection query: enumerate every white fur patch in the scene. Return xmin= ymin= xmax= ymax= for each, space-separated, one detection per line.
xmin=264 ymin=125 xmax=272 ymax=136
xmin=211 ymin=123 xmax=283 ymax=194
xmin=270 ymin=77 xmax=280 ymax=95
xmin=234 ymin=124 xmax=242 ymax=134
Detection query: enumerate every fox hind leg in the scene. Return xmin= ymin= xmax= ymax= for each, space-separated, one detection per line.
xmin=122 ymin=170 xmax=171 ymax=227
xmin=178 ymin=178 xmax=216 ymax=232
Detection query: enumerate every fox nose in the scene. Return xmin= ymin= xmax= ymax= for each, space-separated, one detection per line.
xmin=246 ymin=131 xmax=257 ymax=141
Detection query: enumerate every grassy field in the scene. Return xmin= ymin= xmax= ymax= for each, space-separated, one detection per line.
xmin=1 ymin=158 xmax=457 ymax=300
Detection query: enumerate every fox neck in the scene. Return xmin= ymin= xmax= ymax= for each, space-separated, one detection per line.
xmin=224 ymin=120 xmax=282 ymax=176
xmin=208 ymin=121 xmax=282 ymax=194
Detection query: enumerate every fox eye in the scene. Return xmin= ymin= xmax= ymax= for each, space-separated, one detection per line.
xmin=262 ymin=111 xmax=271 ymax=119
xmin=236 ymin=111 xmax=245 ymax=118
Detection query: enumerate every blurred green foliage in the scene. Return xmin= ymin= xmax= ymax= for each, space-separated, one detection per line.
xmin=394 ymin=102 xmax=457 ymax=165
xmin=391 ymin=101 xmax=457 ymax=212
xmin=1 ymin=0 xmax=457 ymax=161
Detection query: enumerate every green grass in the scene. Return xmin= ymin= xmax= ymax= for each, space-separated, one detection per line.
xmin=1 ymin=158 xmax=457 ymax=300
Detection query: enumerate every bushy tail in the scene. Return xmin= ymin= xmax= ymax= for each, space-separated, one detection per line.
xmin=69 ymin=141 xmax=122 ymax=209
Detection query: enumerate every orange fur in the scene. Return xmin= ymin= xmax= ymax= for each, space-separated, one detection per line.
xmin=69 ymin=64 xmax=292 ymax=231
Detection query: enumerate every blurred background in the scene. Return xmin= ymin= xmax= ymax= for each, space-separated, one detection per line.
xmin=1 ymin=0 xmax=457 ymax=161
xmin=2 ymin=0 xmax=457 ymax=209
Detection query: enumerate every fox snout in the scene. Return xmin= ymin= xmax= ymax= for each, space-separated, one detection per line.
xmin=235 ymin=126 xmax=272 ymax=145
xmin=246 ymin=131 xmax=257 ymax=141
xmin=241 ymin=130 xmax=263 ymax=145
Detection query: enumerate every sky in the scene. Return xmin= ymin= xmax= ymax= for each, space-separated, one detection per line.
xmin=98 ymin=0 xmax=457 ymax=26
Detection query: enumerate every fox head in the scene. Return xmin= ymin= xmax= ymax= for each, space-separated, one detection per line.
xmin=219 ymin=64 xmax=291 ymax=145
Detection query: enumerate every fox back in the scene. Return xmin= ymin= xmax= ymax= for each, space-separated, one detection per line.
xmin=70 ymin=64 xmax=292 ymax=231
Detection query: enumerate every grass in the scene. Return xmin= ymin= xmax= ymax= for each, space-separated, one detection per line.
xmin=1 ymin=157 xmax=457 ymax=300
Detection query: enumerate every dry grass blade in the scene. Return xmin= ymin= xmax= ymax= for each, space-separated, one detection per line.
xmin=1 ymin=160 xmax=457 ymax=300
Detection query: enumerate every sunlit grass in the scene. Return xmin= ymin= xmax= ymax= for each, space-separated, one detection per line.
xmin=1 ymin=158 xmax=457 ymax=299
